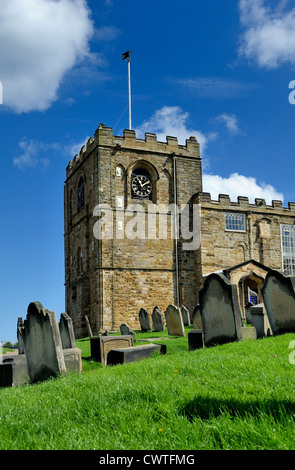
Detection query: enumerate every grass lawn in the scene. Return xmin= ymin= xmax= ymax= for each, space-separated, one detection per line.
xmin=1 ymin=328 xmax=295 ymax=450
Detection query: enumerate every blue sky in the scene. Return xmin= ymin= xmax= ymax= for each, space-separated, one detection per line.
xmin=1 ymin=0 xmax=295 ymax=341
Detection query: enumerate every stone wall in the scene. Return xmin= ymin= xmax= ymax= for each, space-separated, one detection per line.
xmin=194 ymin=192 xmax=295 ymax=291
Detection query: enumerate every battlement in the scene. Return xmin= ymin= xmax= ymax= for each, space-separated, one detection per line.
xmin=66 ymin=123 xmax=200 ymax=178
xmin=195 ymin=192 xmax=295 ymax=214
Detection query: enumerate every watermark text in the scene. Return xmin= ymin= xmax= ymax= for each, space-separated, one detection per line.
xmin=93 ymin=202 xmax=201 ymax=251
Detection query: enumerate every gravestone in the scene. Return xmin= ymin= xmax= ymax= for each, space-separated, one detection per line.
xmin=152 ymin=306 xmax=165 ymax=332
xmin=120 ymin=323 xmax=135 ymax=340
xmin=181 ymin=305 xmax=190 ymax=326
xmin=262 ymin=270 xmax=295 ymax=335
xmin=199 ymin=273 xmax=243 ymax=347
xmin=59 ymin=312 xmax=76 ymax=349
xmin=191 ymin=304 xmax=202 ymax=329
xmin=250 ymin=303 xmax=272 ymax=338
xmin=165 ymin=304 xmax=185 ymax=336
xmin=22 ymin=301 xmax=66 ymax=383
xmin=17 ymin=317 xmax=25 ymax=354
xmin=139 ymin=308 xmax=151 ymax=331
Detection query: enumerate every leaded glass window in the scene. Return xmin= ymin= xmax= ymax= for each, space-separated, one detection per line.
xmin=225 ymin=213 xmax=246 ymax=232
xmin=281 ymin=224 xmax=295 ymax=275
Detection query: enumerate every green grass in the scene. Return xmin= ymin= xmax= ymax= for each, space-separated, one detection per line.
xmin=1 ymin=328 xmax=295 ymax=450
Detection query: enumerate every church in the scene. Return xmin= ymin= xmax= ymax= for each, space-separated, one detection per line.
xmin=64 ymin=123 xmax=295 ymax=338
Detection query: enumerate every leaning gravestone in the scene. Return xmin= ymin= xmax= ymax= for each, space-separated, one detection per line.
xmin=139 ymin=308 xmax=151 ymax=331
xmin=152 ymin=306 xmax=165 ymax=331
xmin=262 ymin=270 xmax=295 ymax=335
xmin=180 ymin=305 xmax=190 ymax=326
xmin=59 ymin=312 xmax=76 ymax=349
xmin=165 ymin=304 xmax=185 ymax=336
xmin=199 ymin=273 xmax=243 ymax=347
xmin=22 ymin=302 xmax=67 ymax=383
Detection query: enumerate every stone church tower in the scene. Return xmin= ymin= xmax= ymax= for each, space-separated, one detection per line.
xmin=64 ymin=123 xmax=202 ymax=337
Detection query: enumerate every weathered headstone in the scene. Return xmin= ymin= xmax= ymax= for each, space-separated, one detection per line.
xmin=17 ymin=317 xmax=25 ymax=354
xmin=22 ymin=302 xmax=67 ymax=383
xmin=59 ymin=312 xmax=76 ymax=349
xmin=139 ymin=308 xmax=151 ymax=331
xmin=120 ymin=323 xmax=135 ymax=340
xmin=199 ymin=273 xmax=243 ymax=347
xmin=191 ymin=304 xmax=202 ymax=329
xmin=165 ymin=304 xmax=185 ymax=336
xmin=180 ymin=305 xmax=190 ymax=326
xmin=152 ymin=306 xmax=165 ymax=332
xmin=262 ymin=270 xmax=295 ymax=335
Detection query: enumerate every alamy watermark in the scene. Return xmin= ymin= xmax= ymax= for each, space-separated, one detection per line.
xmin=289 ymin=80 xmax=295 ymax=104
xmin=93 ymin=202 xmax=201 ymax=251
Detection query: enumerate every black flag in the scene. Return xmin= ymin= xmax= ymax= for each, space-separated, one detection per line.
xmin=122 ymin=51 xmax=130 ymax=60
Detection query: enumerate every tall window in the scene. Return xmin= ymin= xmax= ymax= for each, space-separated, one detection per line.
xmin=281 ymin=224 xmax=295 ymax=275
xmin=225 ymin=213 xmax=246 ymax=232
xmin=77 ymin=176 xmax=85 ymax=211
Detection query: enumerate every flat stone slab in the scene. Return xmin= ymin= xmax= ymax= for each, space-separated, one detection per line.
xmin=106 ymin=343 xmax=167 ymax=366
xmin=90 ymin=335 xmax=134 ymax=365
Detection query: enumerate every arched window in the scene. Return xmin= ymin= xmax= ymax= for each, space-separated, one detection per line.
xmin=77 ymin=176 xmax=85 ymax=211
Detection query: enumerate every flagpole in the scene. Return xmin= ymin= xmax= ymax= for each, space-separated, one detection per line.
xmin=127 ymin=57 xmax=132 ymax=130
xmin=122 ymin=50 xmax=133 ymax=130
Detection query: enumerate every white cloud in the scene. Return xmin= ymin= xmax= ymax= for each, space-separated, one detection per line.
xmin=13 ymin=140 xmax=51 ymax=170
xmin=215 ymin=113 xmax=241 ymax=135
xmin=203 ymin=173 xmax=284 ymax=204
xmin=13 ymin=136 xmax=89 ymax=170
xmin=0 ymin=0 xmax=95 ymax=113
xmin=134 ymin=106 xmax=216 ymax=155
xmin=238 ymin=0 xmax=295 ymax=68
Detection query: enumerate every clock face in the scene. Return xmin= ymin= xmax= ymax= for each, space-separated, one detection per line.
xmin=131 ymin=174 xmax=152 ymax=198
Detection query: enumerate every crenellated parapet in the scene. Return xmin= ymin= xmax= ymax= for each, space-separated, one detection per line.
xmin=194 ymin=192 xmax=295 ymax=214
xmin=66 ymin=123 xmax=200 ymax=178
